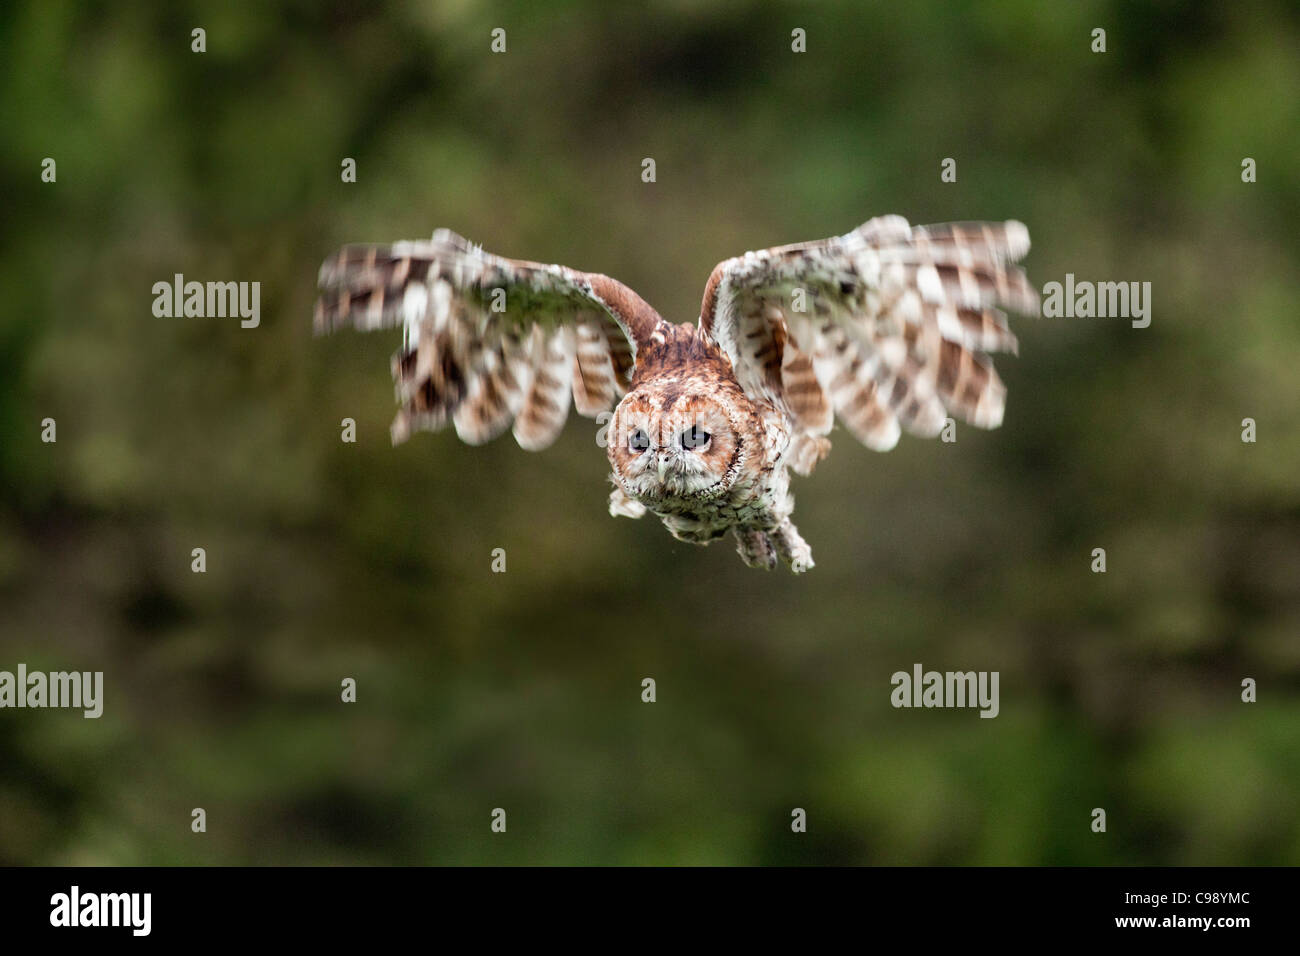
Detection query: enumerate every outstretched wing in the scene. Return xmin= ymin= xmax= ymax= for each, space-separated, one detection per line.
xmin=699 ymin=216 xmax=1037 ymax=454
xmin=315 ymin=230 xmax=664 ymax=449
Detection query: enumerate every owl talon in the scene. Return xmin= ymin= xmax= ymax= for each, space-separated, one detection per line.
xmin=734 ymin=528 xmax=778 ymax=570
xmin=608 ymin=486 xmax=647 ymax=520
xmin=772 ymin=520 xmax=815 ymax=573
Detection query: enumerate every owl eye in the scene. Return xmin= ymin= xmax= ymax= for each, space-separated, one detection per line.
xmin=680 ymin=425 xmax=711 ymax=449
xmin=628 ymin=428 xmax=650 ymax=452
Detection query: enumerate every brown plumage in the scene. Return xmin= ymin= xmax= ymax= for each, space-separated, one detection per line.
xmin=315 ymin=216 xmax=1037 ymax=571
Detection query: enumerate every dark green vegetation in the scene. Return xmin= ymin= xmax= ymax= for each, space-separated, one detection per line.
xmin=1 ymin=1 xmax=1297 ymax=864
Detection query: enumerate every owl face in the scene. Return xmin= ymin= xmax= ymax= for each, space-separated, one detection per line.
xmin=608 ymin=389 xmax=741 ymax=503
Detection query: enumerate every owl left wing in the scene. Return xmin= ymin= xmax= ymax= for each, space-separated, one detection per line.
xmin=699 ymin=216 xmax=1038 ymax=455
xmin=315 ymin=230 xmax=662 ymax=449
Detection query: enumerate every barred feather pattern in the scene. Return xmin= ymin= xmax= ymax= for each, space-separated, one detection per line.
xmin=315 ymin=231 xmax=655 ymax=450
xmin=700 ymin=216 xmax=1037 ymax=457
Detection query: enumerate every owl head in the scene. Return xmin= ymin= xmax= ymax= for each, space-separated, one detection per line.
xmin=607 ymin=389 xmax=744 ymax=503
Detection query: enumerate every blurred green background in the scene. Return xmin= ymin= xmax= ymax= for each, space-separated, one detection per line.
xmin=2 ymin=0 xmax=1298 ymax=865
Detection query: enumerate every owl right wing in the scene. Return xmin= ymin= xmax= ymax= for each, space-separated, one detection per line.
xmin=699 ymin=216 xmax=1038 ymax=454
xmin=315 ymin=230 xmax=664 ymax=449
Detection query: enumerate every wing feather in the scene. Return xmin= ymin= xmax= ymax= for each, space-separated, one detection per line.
xmin=699 ymin=216 xmax=1036 ymax=461
xmin=316 ymin=230 xmax=663 ymax=450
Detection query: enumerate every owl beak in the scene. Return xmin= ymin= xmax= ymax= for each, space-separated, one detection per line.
xmin=657 ymin=454 xmax=671 ymax=482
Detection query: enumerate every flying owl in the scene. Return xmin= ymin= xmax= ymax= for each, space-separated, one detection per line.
xmin=314 ymin=216 xmax=1036 ymax=572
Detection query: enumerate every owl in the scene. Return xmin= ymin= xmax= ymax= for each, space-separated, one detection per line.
xmin=315 ymin=216 xmax=1037 ymax=572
